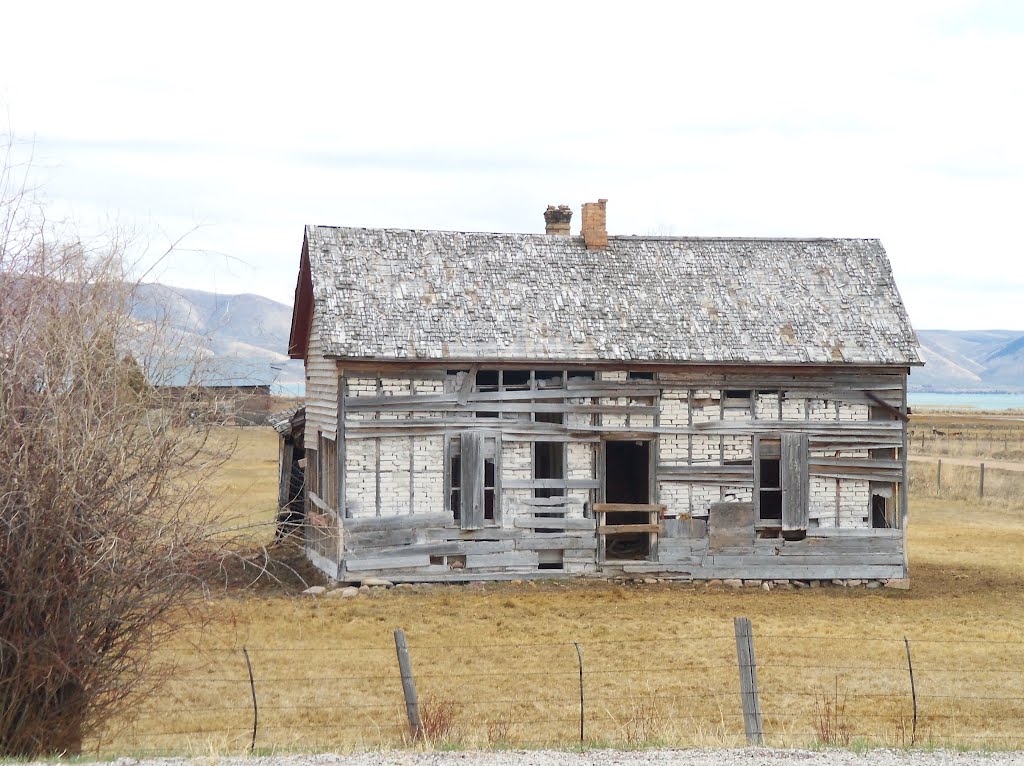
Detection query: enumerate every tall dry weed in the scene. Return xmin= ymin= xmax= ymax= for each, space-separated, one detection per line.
xmin=813 ymin=677 xmax=851 ymax=747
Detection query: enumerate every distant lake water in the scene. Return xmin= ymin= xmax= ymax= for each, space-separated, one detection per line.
xmin=909 ymin=392 xmax=1024 ymax=411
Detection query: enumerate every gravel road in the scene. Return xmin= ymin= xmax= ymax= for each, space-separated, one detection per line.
xmin=103 ymin=749 xmax=1024 ymax=766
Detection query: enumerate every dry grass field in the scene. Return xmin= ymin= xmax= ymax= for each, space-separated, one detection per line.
xmin=93 ymin=416 xmax=1024 ymax=756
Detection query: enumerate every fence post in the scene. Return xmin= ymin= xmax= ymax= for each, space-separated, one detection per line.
xmin=242 ymin=646 xmax=258 ymax=753
xmin=394 ymin=628 xmax=423 ymax=741
xmin=734 ymin=616 xmax=764 ymax=746
xmin=936 ymin=459 xmax=942 ymax=496
xmin=573 ymin=641 xmax=585 ymax=744
xmin=979 ymin=462 xmax=985 ymax=498
xmin=904 ymin=637 xmax=918 ymax=746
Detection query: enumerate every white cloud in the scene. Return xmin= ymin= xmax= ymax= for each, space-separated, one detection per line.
xmin=1 ymin=0 xmax=1022 ymax=329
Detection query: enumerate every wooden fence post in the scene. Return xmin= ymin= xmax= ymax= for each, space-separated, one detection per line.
xmin=242 ymin=646 xmax=258 ymax=753
xmin=979 ymin=462 xmax=985 ymax=498
xmin=573 ymin=641 xmax=585 ymax=744
xmin=936 ymin=459 xmax=942 ymax=496
xmin=734 ymin=616 xmax=764 ymax=746
xmin=394 ymin=628 xmax=423 ymax=741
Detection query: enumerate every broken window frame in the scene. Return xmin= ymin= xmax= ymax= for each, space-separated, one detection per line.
xmin=445 ymin=430 xmax=501 ymax=529
xmin=753 ymin=435 xmax=782 ymax=525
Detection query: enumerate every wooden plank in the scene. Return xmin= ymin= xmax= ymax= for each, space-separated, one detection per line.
xmin=345 ymin=528 xmax=420 ymax=548
xmin=462 ymin=540 xmax=516 ymax=555
xmin=513 ymin=517 xmax=597 ymax=530
xmin=511 ymin=506 xmax=573 ymax=516
xmin=344 ymin=555 xmax=433 ymax=571
xmin=518 ymin=496 xmax=586 ymax=506
xmin=593 ymin=503 xmax=667 ymax=513
xmin=347 ymin=541 xmax=466 ymax=558
xmin=662 ymin=518 xmax=705 ymax=539
xmin=351 ymin=399 xmax=661 ymax=415
xmin=598 ymin=523 xmax=661 ymax=535
xmin=811 ymin=466 xmax=901 ymax=479
xmin=514 ymin=536 xmax=597 ymax=551
xmin=703 ymin=565 xmax=905 ymax=579
xmin=810 ymin=457 xmax=903 ymax=469
xmin=504 ymin=479 xmax=601 ymax=490
xmin=309 ymin=491 xmax=334 ymax=514
xmin=782 ymin=432 xmax=809 ymax=532
xmin=461 ymin=430 xmax=485 ymax=530
xmin=344 ymin=512 xmax=451 ymax=532
xmin=423 ymin=527 xmax=521 ymax=541
xmin=806 ymin=527 xmax=902 ymax=538
xmin=709 ymin=553 xmax=902 ymax=566
xmin=708 ymin=502 xmax=754 ymax=551
xmin=465 ymin=551 xmax=539 ymax=569
xmin=337 ymin=375 xmax=346 ymax=517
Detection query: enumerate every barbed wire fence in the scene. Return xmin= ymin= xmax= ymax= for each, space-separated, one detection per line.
xmin=95 ymin=619 xmax=1024 ymax=756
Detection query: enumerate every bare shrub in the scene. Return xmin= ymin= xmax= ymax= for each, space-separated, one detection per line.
xmin=813 ymin=676 xmax=851 ymax=747
xmin=416 ymin=694 xmax=459 ymax=745
xmin=485 ymin=712 xmax=512 ymax=747
xmin=0 ymin=138 xmax=235 ymax=756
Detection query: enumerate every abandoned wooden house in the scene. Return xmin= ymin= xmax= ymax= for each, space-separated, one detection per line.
xmin=285 ymin=200 xmax=922 ymax=583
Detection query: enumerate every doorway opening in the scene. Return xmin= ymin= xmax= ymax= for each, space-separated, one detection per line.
xmin=605 ymin=440 xmax=650 ymax=504
xmin=603 ymin=440 xmax=653 ymax=560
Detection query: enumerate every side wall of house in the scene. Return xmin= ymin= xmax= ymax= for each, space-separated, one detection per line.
xmin=303 ymin=363 xmax=908 ymax=583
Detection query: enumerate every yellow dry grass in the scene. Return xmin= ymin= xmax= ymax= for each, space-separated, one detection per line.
xmin=92 ymin=425 xmax=1024 ymax=756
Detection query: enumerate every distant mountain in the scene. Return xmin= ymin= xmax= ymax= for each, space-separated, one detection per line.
xmin=913 ymin=330 xmax=1024 ymax=392
xmin=128 ymin=287 xmax=1024 ymax=395
xmin=132 ymin=284 xmax=303 ymax=389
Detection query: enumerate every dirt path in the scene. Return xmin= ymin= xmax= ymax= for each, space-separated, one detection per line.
xmin=909 ymin=454 xmax=1024 ymax=472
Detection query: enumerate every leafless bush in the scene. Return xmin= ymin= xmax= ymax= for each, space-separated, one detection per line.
xmin=485 ymin=712 xmax=513 ymax=746
xmin=0 ymin=137 xmax=236 ymax=755
xmin=416 ymin=695 xmax=459 ymax=745
xmin=812 ymin=676 xmax=851 ymax=747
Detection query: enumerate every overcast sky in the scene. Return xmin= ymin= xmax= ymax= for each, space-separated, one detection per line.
xmin=2 ymin=0 xmax=1022 ymax=331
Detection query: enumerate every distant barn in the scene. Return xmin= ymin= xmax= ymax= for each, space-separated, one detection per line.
xmin=283 ymin=200 xmax=922 ymax=584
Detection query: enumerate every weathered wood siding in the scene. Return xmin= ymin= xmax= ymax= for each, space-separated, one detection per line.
xmin=303 ymin=320 xmax=338 ymax=450
xmin=298 ymin=362 xmax=908 ymax=582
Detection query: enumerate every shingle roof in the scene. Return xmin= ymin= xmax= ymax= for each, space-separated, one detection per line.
xmin=269 ymin=405 xmax=303 ymax=434
xmin=305 ymin=226 xmax=921 ymax=366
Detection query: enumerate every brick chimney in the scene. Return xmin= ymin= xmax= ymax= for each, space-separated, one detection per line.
xmin=581 ymin=199 xmax=608 ymax=249
xmin=544 ymin=204 xmax=573 ymax=235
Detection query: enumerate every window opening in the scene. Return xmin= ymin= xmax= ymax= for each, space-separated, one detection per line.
xmin=567 ymin=370 xmax=596 ymax=382
xmin=535 ymin=370 xmax=564 ymax=389
xmin=449 ymin=452 xmax=462 ymax=521
xmin=627 ymin=371 xmax=654 ymax=380
xmin=759 ymin=457 xmax=782 ymax=520
xmin=605 ymin=441 xmax=650 ymax=504
xmin=502 ymin=370 xmax=531 ymax=388
xmin=484 ymin=457 xmax=496 ymax=521
xmin=475 ymin=369 xmax=499 ymax=418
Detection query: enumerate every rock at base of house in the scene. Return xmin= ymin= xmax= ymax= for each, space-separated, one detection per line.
xmin=884 ymin=578 xmax=911 ymax=590
xmin=361 ymin=577 xmax=394 ymax=588
xmin=302 ymin=586 xmax=327 ymax=596
xmin=340 ymin=586 xmax=360 ymax=598
xmin=707 ymin=579 xmax=723 ymax=587
xmin=723 ymin=579 xmax=743 ymax=588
